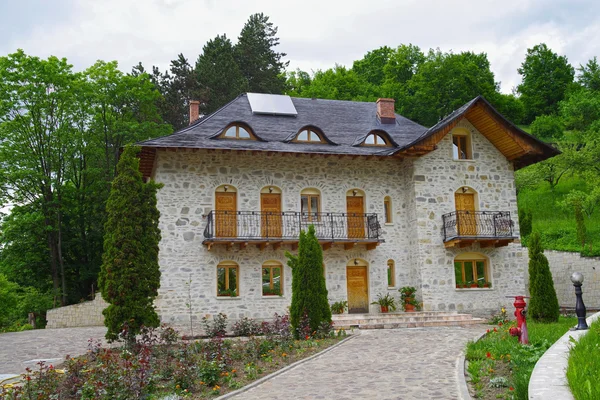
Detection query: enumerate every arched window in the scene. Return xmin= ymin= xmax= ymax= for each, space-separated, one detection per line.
xmin=301 ymin=188 xmax=321 ymax=221
xmin=454 ymin=253 xmax=490 ymax=289
xmin=387 ymin=259 xmax=395 ymax=287
xmin=293 ymin=127 xmax=325 ymax=143
xmin=262 ymin=261 xmax=283 ymax=296
xmin=362 ymin=132 xmax=390 ymax=146
xmin=217 ymin=261 xmax=239 ymax=296
xmin=219 ymin=123 xmax=256 ymax=140
xmin=452 ymin=128 xmax=472 ymax=159
xmin=384 ymin=196 xmax=392 ymax=224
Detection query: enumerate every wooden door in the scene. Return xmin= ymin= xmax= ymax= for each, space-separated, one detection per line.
xmin=346 ymin=266 xmax=369 ymax=314
xmin=346 ymin=196 xmax=365 ymax=239
xmin=261 ymin=193 xmax=282 ymax=238
xmin=455 ymin=193 xmax=476 ymax=236
xmin=215 ymin=192 xmax=237 ymax=237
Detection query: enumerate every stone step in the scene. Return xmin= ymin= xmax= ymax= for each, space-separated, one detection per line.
xmin=332 ymin=312 xmax=474 ymax=325
xmin=332 ymin=311 xmax=460 ymax=320
xmin=334 ymin=317 xmax=485 ymax=330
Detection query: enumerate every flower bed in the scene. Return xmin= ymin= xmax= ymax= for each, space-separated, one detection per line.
xmin=465 ymin=315 xmax=577 ymax=399
xmin=0 ymin=315 xmax=346 ymax=399
xmin=566 ymin=317 xmax=600 ymax=399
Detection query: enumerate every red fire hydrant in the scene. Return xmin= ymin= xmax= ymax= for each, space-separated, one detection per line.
xmin=508 ymin=296 xmax=529 ymax=344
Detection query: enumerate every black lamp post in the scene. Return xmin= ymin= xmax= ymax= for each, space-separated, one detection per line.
xmin=571 ymin=272 xmax=589 ymax=330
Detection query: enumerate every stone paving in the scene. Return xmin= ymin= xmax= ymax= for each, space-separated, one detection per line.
xmin=0 ymin=327 xmax=108 ymax=375
xmin=232 ymin=325 xmax=487 ymax=400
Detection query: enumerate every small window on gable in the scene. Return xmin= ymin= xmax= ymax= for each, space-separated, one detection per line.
xmin=384 ymin=196 xmax=392 ymax=224
xmin=294 ymin=127 xmax=325 ymax=143
xmin=387 ymin=260 xmax=395 ymax=287
xmin=362 ymin=132 xmax=390 ymax=146
xmin=452 ymin=129 xmax=472 ymax=160
xmin=219 ymin=123 xmax=256 ymax=140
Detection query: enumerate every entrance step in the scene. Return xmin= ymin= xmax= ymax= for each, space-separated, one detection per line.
xmin=332 ymin=311 xmax=484 ymax=330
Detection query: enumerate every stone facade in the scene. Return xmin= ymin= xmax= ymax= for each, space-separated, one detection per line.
xmin=46 ymin=294 xmax=107 ymax=329
xmin=544 ymin=250 xmax=600 ymax=308
xmin=153 ymin=118 xmax=529 ymax=329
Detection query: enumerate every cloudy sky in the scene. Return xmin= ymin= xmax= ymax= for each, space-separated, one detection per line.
xmin=1 ymin=0 xmax=599 ymax=93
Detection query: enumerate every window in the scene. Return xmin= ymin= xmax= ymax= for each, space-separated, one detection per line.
xmin=262 ymin=261 xmax=282 ymax=296
xmin=294 ymin=127 xmax=325 ymax=143
xmin=362 ymin=132 xmax=389 ymax=146
xmin=387 ymin=260 xmax=395 ymax=287
xmin=452 ymin=131 xmax=472 ymax=159
xmin=301 ymin=188 xmax=321 ymax=221
xmin=217 ymin=261 xmax=239 ymax=296
xmin=219 ymin=123 xmax=256 ymax=140
xmin=454 ymin=254 xmax=489 ymax=288
xmin=384 ymin=196 xmax=392 ymax=224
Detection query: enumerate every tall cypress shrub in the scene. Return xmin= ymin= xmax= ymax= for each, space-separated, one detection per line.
xmin=286 ymin=225 xmax=331 ymax=338
xmin=99 ymin=146 xmax=163 ymax=343
xmin=527 ymin=232 xmax=559 ymax=322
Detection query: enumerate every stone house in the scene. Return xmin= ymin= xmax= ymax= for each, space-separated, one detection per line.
xmin=137 ymin=93 xmax=558 ymax=326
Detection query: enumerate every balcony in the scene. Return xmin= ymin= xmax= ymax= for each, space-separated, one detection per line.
xmin=442 ymin=211 xmax=517 ymax=248
xmin=203 ymin=211 xmax=383 ymax=251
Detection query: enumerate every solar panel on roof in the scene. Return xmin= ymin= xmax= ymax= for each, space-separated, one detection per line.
xmin=247 ymin=93 xmax=297 ymax=116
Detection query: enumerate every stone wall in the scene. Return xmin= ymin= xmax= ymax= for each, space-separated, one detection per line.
xmin=545 ymin=250 xmax=600 ymax=308
xmin=152 ymin=117 xmax=528 ymax=327
xmin=411 ymin=119 xmax=527 ymax=316
xmin=46 ymin=294 xmax=107 ymax=329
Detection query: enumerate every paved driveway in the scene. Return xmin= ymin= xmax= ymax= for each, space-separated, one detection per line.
xmin=0 ymin=327 xmax=107 ymax=375
xmin=232 ymin=325 xmax=487 ymax=400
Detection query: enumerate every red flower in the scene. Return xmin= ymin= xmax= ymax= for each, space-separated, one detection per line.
xmin=487 ymin=329 xmax=490 ymax=333
xmin=509 ymin=387 xmax=514 ymax=391
xmin=499 ymin=322 xmax=503 ymax=326
xmin=493 ymin=328 xmax=498 ymax=332
xmin=486 ymin=352 xmax=491 ymax=358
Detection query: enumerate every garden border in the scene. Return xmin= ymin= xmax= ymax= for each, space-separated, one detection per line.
xmin=529 ymin=311 xmax=600 ymax=400
xmin=216 ymin=333 xmax=358 ymax=400
xmin=457 ymin=329 xmax=489 ymax=400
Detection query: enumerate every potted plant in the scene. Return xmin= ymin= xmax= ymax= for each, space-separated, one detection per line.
xmin=484 ymin=281 xmax=491 ymax=288
xmin=400 ymin=286 xmax=418 ymax=312
xmin=468 ymin=281 xmax=478 ymax=288
xmin=330 ymin=300 xmax=348 ymax=314
xmin=371 ymin=293 xmax=397 ymax=313
xmin=456 ymin=280 xmax=465 ymax=289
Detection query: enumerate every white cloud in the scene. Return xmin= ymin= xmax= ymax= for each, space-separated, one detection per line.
xmin=1 ymin=0 xmax=599 ymax=93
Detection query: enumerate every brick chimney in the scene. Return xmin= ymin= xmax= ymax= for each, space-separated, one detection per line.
xmin=376 ymin=98 xmax=396 ymax=124
xmin=189 ymin=100 xmax=200 ymax=125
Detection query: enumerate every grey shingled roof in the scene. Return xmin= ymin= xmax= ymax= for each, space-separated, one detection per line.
xmin=138 ymin=94 xmax=428 ymax=156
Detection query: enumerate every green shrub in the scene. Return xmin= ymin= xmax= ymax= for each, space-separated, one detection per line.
xmin=286 ymin=225 xmax=331 ymax=339
xmin=530 ymin=114 xmax=564 ymax=139
xmin=518 ymin=208 xmax=533 ymax=238
xmin=528 ymin=232 xmax=560 ymax=322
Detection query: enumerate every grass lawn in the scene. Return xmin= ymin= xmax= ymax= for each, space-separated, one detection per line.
xmin=567 ymin=317 xmax=600 ymax=399
xmin=465 ymin=316 xmax=577 ymax=399
xmin=517 ymin=176 xmax=600 ymax=255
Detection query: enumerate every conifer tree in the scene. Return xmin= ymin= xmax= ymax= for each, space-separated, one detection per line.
xmin=527 ymin=232 xmax=559 ymax=322
xmin=286 ymin=225 xmax=331 ymax=338
xmin=196 ymin=34 xmax=248 ymax=114
xmin=235 ymin=13 xmax=288 ymax=94
xmin=99 ymin=146 xmax=163 ymax=343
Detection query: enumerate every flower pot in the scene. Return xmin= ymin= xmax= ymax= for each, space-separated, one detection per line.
xmin=380 ymin=305 xmax=389 ymax=313
xmin=404 ymin=303 xmax=415 ymax=312
xmin=470 ymin=284 xmax=478 ymax=288
xmin=483 ymin=283 xmax=490 ymax=288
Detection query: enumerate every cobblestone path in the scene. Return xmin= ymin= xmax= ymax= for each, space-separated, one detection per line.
xmin=233 ymin=325 xmax=487 ymax=400
xmin=0 ymin=327 xmax=107 ymax=375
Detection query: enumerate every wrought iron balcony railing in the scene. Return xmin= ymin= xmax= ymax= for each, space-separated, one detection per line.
xmin=203 ymin=211 xmax=382 ymax=241
xmin=442 ymin=211 xmax=514 ymax=242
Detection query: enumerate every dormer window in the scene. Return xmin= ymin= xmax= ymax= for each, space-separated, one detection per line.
xmin=219 ymin=123 xmax=256 ymax=140
xmin=293 ymin=127 xmax=325 ymax=143
xmin=362 ymin=132 xmax=390 ymax=146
